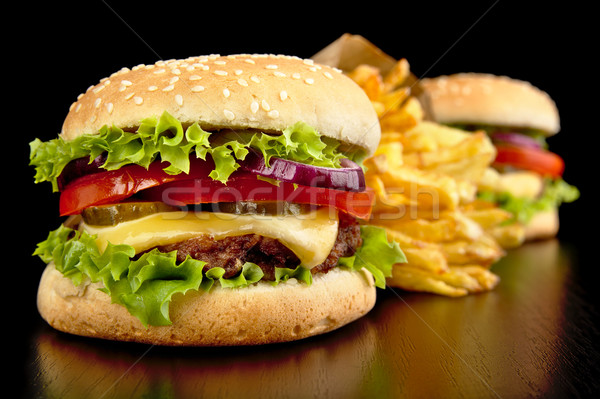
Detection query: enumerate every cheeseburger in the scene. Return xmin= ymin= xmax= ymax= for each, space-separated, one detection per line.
xmin=30 ymin=54 xmax=405 ymax=346
xmin=419 ymin=73 xmax=578 ymax=241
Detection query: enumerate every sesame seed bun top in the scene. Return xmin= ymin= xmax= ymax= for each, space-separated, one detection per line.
xmin=419 ymin=73 xmax=560 ymax=136
xmin=62 ymin=54 xmax=381 ymax=156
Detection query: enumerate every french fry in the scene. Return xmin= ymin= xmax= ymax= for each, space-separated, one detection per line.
xmin=387 ymin=264 xmax=500 ymax=297
xmin=382 ymin=58 xmax=411 ymax=91
xmin=346 ymin=64 xmax=383 ymax=101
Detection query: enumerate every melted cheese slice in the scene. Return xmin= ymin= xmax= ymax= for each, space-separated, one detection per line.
xmin=479 ymin=168 xmax=543 ymax=199
xmin=81 ymin=207 xmax=339 ymax=269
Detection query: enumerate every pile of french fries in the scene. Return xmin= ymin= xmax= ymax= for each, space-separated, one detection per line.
xmin=346 ymin=61 xmax=525 ymax=297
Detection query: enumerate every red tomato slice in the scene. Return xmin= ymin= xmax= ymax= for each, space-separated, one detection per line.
xmin=494 ymin=144 xmax=565 ymax=178
xmin=140 ymin=176 xmax=374 ymax=220
xmin=59 ymin=159 xmax=215 ymax=216
xmin=59 ymin=159 xmax=374 ymax=220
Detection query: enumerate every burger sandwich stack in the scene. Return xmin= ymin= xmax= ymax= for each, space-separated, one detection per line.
xmin=29 ymin=54 xmax=406 ymax=346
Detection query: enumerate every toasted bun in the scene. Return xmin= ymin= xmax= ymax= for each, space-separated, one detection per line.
xmin=37 ymin=264 xmax=376 ymax=346
xmin=419 ymin=73 xmax=560 ymax=136
xmin=524 ymin=208 xmax=559 ymax=241
xmin=61 ymin=54 xmax=381 ymax=156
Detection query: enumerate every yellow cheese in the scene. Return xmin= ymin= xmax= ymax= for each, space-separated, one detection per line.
xmin=81 ymin=208 xmax=339 ymax=269
xmin=479 ymin=168 xmax=543 ymax=199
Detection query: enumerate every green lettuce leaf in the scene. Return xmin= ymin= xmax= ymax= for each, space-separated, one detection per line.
xmin=478 ymin=178 xmax=580 ymax=224
xmin=29 ymin=111 xmax=347 ymax=191
xmin=339 ymin=225 xmax=407 ymax=288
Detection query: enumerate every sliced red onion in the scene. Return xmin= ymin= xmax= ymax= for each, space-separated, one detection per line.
xmin=57 ymin=154 xmax=107 ymax=191
xmin=238 ymin=149 xmax=366 ymax=192
xmin=491 ymin=132 xmax=542 ymax=150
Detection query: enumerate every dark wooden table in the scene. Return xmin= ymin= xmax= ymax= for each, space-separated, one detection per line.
xmin=19 ymin=237 xmax=600 ymax=399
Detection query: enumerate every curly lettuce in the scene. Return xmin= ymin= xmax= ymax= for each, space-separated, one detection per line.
xmin=33 ymin=223 xmax=405 ymax=326
xmin=339 ymin=225 xmax=406 ymax=288
xmin=29 ymin=111 xmax=350 ymax=192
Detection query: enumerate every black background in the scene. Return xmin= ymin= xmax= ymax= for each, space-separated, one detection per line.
xmin=10 ymin=1 xmax=597 ymax=393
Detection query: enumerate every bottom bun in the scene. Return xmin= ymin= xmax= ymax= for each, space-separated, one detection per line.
xmin=524 ymin=207 xmax=559 ymax=241
xmin=37 ymin=264 xmax=376 ymax=346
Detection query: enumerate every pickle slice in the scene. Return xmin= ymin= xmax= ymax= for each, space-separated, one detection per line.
xmin=205 ymin=201 xmax=316 ymax=216
xmin=81 ymin=201 xmax=317 ymax=226
xmin=81 ymin=202 xmax=180 ymax=226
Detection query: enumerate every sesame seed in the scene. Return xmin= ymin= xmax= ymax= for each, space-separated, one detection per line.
xmin=237 ymin=78 xmax=248 ymax=87
xmin=148 ymin=85 xmax=158 ymax=91
xmin=266 ymin=64 xmax=278 ymax=70
xmin=92 ymin=85 xmax=105 ymax=94
xmin=186 ymin=66 xmax=195 ymax=71
xmin=268 ymin=110 xmax=279 ymax=119
xmin=163 ymin=85 xmax=175 ymax=92
xmin=201 ymin=65 xmax=210 ymax=71
xmin=94 ymin=98 xmax=102 ymax=108
xmin=77 ymin=93 xmax=84 ymax=100
xmin=250 ymin=101 xmax=259 ymax=114
xmin=169 ymin=76 xmax=180 ymax=84
xmin=75 ymin=104 xmax=82 ymax=112
xmin=303 ymin=59 xmax=314 ymax=65
xmin=191 ymin=85 xmax=205 ymax=92
xmin=223 ymin=109 xmax=235 ymax=120
xmin=280 ymin=90 xmax=288 ymax=101
xmin=189 ymin=75 xmax=202 ymax=81
xmin=273 ymin=71 xmax=286 ymax=78
xmin=305 ymin=78 xmax=314 ymax=85
xmin=175 ymin=94 xmax=183 ymax=106
xmin=308 ymin=67 xmax=318 ymax=72
xmin=292 ymin=73 xmax=301 ymax=79
xmin=106 ymin=103 xmax=114 ymax=114
xmin=244 ymin=59 xmax=256 ymax=64
xmin=134 ymin=96 xmax=143 ymax=105
xmin=124 ymin=92 xmax=135 ymax=100
xmin=214 ymin=70 xmax=228 ymax=76
xmin=154 ymin=68 xmax=166 ymax=74
xmin=171 ymin=68 xmax=181 ymax=75
xmin=323 ymin=71 xmax=333 ymax=79
xmin=121 ymin=80 xmax=132 ymax=86
xmin=119 ymin=85 xmax=127 ymax=92
xmin=214 ymin=60 xmax=227 ymax=65
xmin=223 ymin=88 xmax=230 ymax=98
xmin=261 ymin=99 xmax=270 ymax=111
xmin=250 ymin=75 xmax=260 ymax=83
xmin=234 ymin=69 xmax=243 ymax=76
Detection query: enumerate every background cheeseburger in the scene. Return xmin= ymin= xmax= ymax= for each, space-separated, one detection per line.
xmin=29 ymin=54 xmax=405 ymax=346
xmin=418 ymin=73 xmax=579 ymax=241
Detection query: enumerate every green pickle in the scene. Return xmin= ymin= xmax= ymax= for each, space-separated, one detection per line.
xmin=81 ymin=202 xmax=180 ymax=226
xmin=81 ymin=201 xmax=316 ymax=226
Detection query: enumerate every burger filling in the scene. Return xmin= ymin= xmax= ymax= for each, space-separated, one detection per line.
xmin=31 ymin=112 xmax=407 ymax=327
xmin=449 ymin=123 xmax=579 ymax=224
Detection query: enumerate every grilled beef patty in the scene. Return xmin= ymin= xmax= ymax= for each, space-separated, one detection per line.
xmin=153 ymin=213 xmax=362 ymax=280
